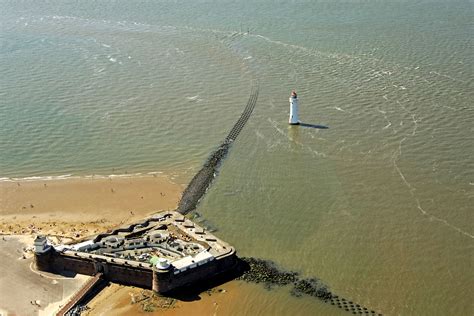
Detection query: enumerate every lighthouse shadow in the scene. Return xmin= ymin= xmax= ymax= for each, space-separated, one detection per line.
xmin=299 ymin=122 xmax=329 ymax=129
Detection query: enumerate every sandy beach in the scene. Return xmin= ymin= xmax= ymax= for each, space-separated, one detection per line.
xmin=0 ymin=174 xmax=182 ymax=240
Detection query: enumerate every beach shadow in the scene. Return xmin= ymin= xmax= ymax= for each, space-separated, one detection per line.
xmin=77 ymin=279 xmax=110 ymax=306
xmin=164 ymin=258 xmax=249 ymax=302
xmin=299 ymin=122 xmax=329 ymax=129
xmin=39 ymin=267 xmax=78 ymax=278
xmin=58 ymin=269 xmax=78 ymax=278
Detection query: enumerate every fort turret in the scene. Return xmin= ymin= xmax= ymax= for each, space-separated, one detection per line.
xmin=34 ymin=235 xmax=53 ymax=271
xmin=34 ymin=235 xmax=50 ymax=253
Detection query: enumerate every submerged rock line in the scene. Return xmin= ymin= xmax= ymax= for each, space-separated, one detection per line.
xmin=237 ymin=257 xmax=382 ymax=315
xmin=177 ymin=81 xmax=259 ymax=214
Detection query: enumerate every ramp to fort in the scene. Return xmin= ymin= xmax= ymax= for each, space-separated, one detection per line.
xmin=56 ymin=273 xmax=104 ymax=316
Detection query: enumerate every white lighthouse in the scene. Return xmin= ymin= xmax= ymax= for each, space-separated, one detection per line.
xmin=289 ymin=90 xmax=300 ymax=125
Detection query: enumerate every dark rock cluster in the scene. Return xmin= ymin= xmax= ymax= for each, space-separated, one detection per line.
xmin=237 ymin=257 xmax=332 ymax=300
xmin=237 ymin=257 xmax=298 ymax=287
xmin=236 ymin=257 xmax=381 ymax=315
xmin=237 ymin=257 xmax=331 ymax=298
xmin=291 ymin=277 xmax=332 ymax=301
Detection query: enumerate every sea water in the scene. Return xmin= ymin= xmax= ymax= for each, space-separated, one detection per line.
xmin=0 ymin=1 xmax=472 ymax=314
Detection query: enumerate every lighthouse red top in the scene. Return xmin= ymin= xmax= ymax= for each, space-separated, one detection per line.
xmin=291 ymin=90 xmax=297 ymax=98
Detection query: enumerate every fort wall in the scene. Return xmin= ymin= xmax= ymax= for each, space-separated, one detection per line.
xmin=35 ymin=248 xmax=236 ymax=293
xmin=106 ymin=263 xmax=153 ymax=289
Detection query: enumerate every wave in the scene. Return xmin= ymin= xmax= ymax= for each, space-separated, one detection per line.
xmin=0 ymin=171 xmax=165 ymax=183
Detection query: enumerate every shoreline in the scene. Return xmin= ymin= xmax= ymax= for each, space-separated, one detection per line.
xmin=0 ymin=174 xmax=183 ymax=239
xmin=0 ymin=171 xmax=170 ymax=183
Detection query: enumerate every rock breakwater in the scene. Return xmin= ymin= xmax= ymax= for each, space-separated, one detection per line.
xmin=237 ymin=257 xmax=381 ymax=315
xmin=177 ymin=82 xmax=259 ymax=215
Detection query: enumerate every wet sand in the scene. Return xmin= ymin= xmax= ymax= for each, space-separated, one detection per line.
xmin=85 ymin=279 xmax=344 ymax=316
xmin=0 ymin=175 xmax=182 ymax=239
xmin=85 ymin=282 xmax=245 ymax=316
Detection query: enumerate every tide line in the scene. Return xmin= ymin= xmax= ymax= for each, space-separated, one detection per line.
xmin=0 ymin=171 xmax=165 ymax=183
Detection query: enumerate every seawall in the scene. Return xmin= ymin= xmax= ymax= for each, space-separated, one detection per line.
xmin=35 ymin=245 xmax=236 ymax=294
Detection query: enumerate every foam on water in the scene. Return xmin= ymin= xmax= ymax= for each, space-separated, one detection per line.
xmin=0 ymin=172 xmax=170 ymax=183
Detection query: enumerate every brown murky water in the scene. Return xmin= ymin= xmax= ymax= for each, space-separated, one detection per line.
xmin=1 ymin=1 xmax=472 ymax=314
